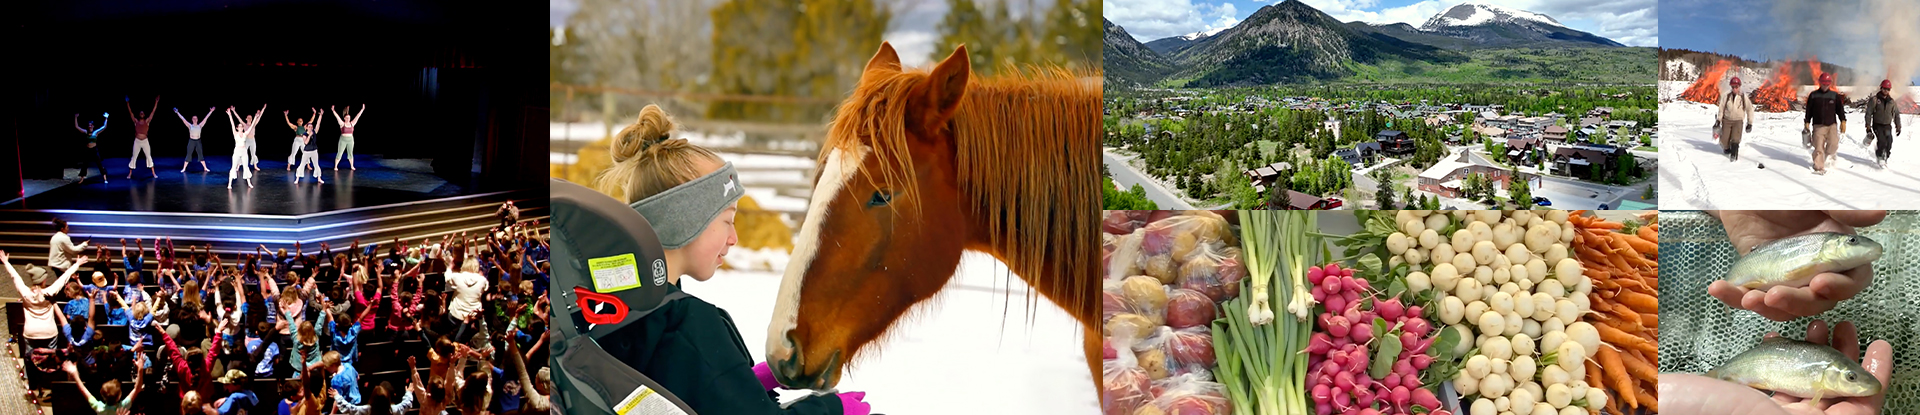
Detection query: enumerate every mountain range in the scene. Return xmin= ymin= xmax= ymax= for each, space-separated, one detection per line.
xmin=1104 ymin=0 xmax=1636 ymax=87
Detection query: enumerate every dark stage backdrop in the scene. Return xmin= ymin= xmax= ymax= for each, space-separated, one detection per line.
xmin=0 ymin=0 xmax=546 ymax=197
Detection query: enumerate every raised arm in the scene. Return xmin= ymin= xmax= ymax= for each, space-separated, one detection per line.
xmin=147 ymin=96 xmax=161 ymax=121
xmin=284 ymin=110 xmax=295 ymax=129
xmin=0 ymin=251 xmax=28 ymax=297
xmin=74 ymin=114 xmax=84 ymax=134
xmin=125 ymin=96 xmax=135 ymax=120
xmin=199 ymin=107 xmax=214 ymax=127
xmin=62 ymin=361 xmax=102 ymax=406
xmin=48 ymin=256 xmax=86 ymax=294
xmin=329 ymin=106 xmax=343 ymax=124
xmin=355 ymin=104 xmax=366 ymax=121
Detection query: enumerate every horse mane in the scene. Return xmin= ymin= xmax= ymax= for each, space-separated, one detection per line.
xmin=820 ymin=65 xmax=1101 ymax=324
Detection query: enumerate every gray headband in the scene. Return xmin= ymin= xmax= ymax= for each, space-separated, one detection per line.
xmin=629 ymin=162 xmax=743 ymax=249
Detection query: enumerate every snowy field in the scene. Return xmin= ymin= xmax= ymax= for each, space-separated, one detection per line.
xmin=1659 ymin=81 xmax=1920 ymax=209
xmin=551 ymin=121 xmax=814 ymax=217
xmin=682 ymin=253 xmax=1100 ymax=414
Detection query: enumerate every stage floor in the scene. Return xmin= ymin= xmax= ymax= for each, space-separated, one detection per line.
xmin=2 ymin=155 xmax=470 ymax=215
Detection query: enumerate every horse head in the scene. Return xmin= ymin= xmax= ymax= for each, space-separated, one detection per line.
xmin=765 ymin=42 xmax=974 ymax=390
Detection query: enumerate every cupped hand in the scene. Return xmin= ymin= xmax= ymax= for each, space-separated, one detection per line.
xmin=1665 ymin=321 xmax=1891 ymax=415
xmin=1707 ymin=210 xmax=1886 ymax=321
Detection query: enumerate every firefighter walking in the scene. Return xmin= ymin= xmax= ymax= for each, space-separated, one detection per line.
xmin=1865 ymin=79 xmax=1905 ymax=167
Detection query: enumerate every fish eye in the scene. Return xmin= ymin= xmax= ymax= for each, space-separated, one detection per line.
xmin=1846 ymin=372 xmax=1857 ymax=381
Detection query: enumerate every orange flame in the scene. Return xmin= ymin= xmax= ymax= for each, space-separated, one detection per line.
xmin=1681 ymin=60 xmax=1732 ymax=104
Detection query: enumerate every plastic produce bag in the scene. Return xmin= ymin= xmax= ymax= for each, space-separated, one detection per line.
xmin=1140 ymin=213 xmax=1234 ymax=261
xmin=1108 ymin=231 xmax=1147 ymax=281
xmin=1177 ymin=243 xmax=1246 ymax=303
xmin=1166 ymin=327 xmax=1216 ymax=369
xmin=1121 ymin=276 xmax=1169 ymax=325
xmin=1164 ymin=288 xmax=1216 ymax=329
xmin=1103 ymin=280 xmax=1145 ymax=322
xmin=1143 ymin=374 xmax=1235 ymax=415
xmin=1139 ymin=326 xmax=1215 ymax=379
xmin=1104 ymin=359 xmax=1154 ymax=415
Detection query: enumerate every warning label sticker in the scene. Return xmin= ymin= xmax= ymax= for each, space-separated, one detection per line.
xmin=615 ymin=385 xmax=689 ymax=415
xmin=589 ymin=253 xmax=642 ymax=293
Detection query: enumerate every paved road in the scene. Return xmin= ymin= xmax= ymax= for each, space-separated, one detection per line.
xmin=1103 ymin=150 xmax=1196 ymax=210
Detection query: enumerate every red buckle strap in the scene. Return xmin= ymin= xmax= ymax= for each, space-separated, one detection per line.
xmin=573 ymin=287 xmax=628 ymax=325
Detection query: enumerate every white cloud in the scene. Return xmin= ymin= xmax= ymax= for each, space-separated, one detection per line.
xmin=1105 ymin=0 xmax=1245 ymax=42
xmin=1108 ymin=0 xmax=1655 ymax=46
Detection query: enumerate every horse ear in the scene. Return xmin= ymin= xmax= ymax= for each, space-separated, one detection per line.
xmin=919 ymin=45 xmax=971 ymax=125
xmin=865 ymin=42 xmax=901 ymax=73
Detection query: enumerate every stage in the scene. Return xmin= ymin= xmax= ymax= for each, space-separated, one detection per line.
xmin=5 ymin=155 xmax=472 ymax=215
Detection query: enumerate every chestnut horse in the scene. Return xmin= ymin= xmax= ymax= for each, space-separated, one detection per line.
xmin=766 ymin=42 xmax=1101 ymax=392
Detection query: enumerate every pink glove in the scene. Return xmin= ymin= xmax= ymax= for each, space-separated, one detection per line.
xmin=751 ymin=362 xmax=781 ymax=391
xmin=837 ymin=391 xmax=871 ymax=415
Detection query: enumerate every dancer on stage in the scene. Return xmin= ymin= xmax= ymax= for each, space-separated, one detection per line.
xmin=288 ymin=108 xmax=326 ymax=184
xmin=247 ymin=112 xmax=261 ymax=172
xmin=285 ymin=108 xmax=317 ymax=171
xmin=125 ymin=95 xmax=160 ymax=179
xmin=72 ymin=113 xmax=110 ymax=184
xmin=330 ymin=104 xmax=364 ymax=170
xmin=227 ymin=105 xmax=265 ymax=189
xmin=174 ymin=107 xmax=215 ymax=172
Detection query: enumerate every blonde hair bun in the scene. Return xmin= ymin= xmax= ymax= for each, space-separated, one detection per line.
xmin=596 ymin=104 xmax=725 ymax=203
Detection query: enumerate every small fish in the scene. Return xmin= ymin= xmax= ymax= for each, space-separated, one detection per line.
xmin=1707 ymin=337 xmax=1882 ymax=401
xmin=1724 ymin=232 xmax=1880 ymax=289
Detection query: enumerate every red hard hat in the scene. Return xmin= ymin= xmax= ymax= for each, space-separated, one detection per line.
xmin=1820 ymin=73 xmax=1835 ymax=84
xmin=1730 ymin=77 xmax=1741 ymax=86
xmin=1884 ymin=79 xmax=1894 ymax=89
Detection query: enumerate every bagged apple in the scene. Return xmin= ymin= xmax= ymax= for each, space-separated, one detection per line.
xmin=1164 ymin=288 xmax=1215 ymax=329
xmin=1146 ymin=374 xmax=1234 ymax=415
xmin=1103 ymin=359 xmax=1153 ymax=415
xmin=1177 ymin=243 xmax=1246 ymax=303
xmin=1166 ymin=327 xmax=1216 ymax=369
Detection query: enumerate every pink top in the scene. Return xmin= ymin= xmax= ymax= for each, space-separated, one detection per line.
xmin=341 ymin=126 xmax=354 ymax=134
xmin=134 ymin=118 xmax=151 ymax=138
xmin=356 ymin=286 xmax=380 ymax=329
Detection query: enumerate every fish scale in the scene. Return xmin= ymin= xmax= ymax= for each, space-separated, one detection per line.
xmin=1707 ymin=337 xmax=1882 ymax=400
xmin=1724 ymin=232 xmax=1882 ymax=289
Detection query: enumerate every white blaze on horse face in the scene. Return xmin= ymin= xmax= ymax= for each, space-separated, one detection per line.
xmin=769 ymin=146 xmax=868 ymax=362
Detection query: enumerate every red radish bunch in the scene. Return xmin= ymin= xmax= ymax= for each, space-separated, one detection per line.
xmin=1304 ymin=263 xmax=1451 ymax=415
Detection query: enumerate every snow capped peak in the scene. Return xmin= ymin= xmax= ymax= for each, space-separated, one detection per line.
xmin=1419 ymin=2 xmax=1565 ymax=31
xmin=1180 ymin=26 xmax=1229 ymax=41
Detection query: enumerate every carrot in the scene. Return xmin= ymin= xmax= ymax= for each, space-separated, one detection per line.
xmin=1641 ymin=312 xmax=1659 ymax=328
xmin=1607 ymin=305 xmax=1644 ymax=326
xmin=1592 ymin=311 xmax=1643 ymax=333
xmin=1586 ymin=359 xmax=1604 ymax=389
xmin=1589 ymin=293 xmax=1615 ymax=313
xmin=1617 ymin=347 xmax=1660 ymax=383
xmin=1637 ymin=225 xmax=1659 ymax=243
xmin=1616 ymin=291 xmax=1659 ymax=314
xmin=1585 ymin=218 xmax=1625 ymax=229
xmin=1617 ymin=232 xmax=1659 ymax=255
xmin=1636 ymin=389 xmax=1659 ymax=412
xmin=1596 ymin=321 xmax=1658 ymax=355
xmin=1597 ymin=345 xmax=1638 ymax=408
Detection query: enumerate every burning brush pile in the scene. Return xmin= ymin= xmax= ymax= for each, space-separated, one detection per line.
xmin=1680 ymin=60 xmax=1733 ymax=104
xmin=1680 ymin=58 xmax=1857 ymax=113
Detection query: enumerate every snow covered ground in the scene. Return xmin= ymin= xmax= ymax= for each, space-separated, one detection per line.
xmin=680 ymin=253 xmax=1099 ymax=414
xmin=550 ymin=121 xmax=815 ymax=217
xmin=1659 ymin=82 xmax=1920 ymax=209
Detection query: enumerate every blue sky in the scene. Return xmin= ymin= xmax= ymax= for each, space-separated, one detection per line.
xmin=1662 ymin=0 xmax=1920 ymax=85
xmin=1104 ymin=0 xmax=1656 ymax=47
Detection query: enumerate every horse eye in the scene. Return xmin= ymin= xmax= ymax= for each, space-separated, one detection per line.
xmin=867 ymin=190 xmax=892 ymax=207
